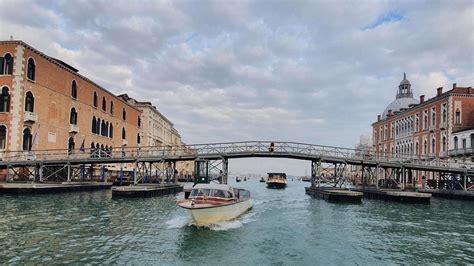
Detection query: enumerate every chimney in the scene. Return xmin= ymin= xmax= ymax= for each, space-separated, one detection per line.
xmin=437 ymin=87 xmax=443 ymax=96
xmin=420 ymin=95 xmax=425 ymax=103
xmin=377 ymin=115 xmax=381 ymax=121
xmin=388 ymin=110 xmax=392 ymax=116
xmin=453 ymin=83 xmax=456 ymax=89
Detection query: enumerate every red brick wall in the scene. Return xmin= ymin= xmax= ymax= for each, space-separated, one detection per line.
xmin=0 ymin=41 xmax=142 ymax=151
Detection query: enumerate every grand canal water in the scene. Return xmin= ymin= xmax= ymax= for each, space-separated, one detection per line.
xmin=0 ymin=180 xmax=473 ymax=264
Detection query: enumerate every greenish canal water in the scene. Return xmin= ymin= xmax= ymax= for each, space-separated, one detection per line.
xmin=0 ymin=180 xmax=473 ymax=264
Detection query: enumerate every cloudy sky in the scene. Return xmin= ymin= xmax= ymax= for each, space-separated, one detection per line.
xmin=1 ymin=0 xmax=472 ymax=174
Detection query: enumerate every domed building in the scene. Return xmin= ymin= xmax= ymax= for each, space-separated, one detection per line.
xmin=372 ymin=73 xmax=474 ymax=186
xmin=381 ymin=73 xmax=419 ymax=119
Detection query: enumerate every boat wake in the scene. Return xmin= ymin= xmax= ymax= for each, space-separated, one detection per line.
xmin=165 ymin=215 xmax=192 ymax=229
xmin=207 ymin=212 xmax=257 ymax=231
xmin=254 ymin=199 xmax=271 ymax=206
xmin=165 ymin=211 xmax=257 ymax=231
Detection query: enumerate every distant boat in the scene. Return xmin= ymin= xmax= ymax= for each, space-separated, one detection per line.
xmin=177 ymin=183 xmax=253 ymax=226
xmin=266 ymin=172 xmax=287 ymax=189
xmin=236 ymin=176 xmax=241 ymax=182
xmin=259 ymin=177 xmax=266 ymax=183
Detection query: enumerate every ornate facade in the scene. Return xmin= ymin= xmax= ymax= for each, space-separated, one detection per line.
xmin=0 ymin=41 xmax=141 ymax=157
xmin=372 ymin=74 xmax=474 ymax=164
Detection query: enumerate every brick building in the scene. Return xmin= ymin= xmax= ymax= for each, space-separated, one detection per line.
xmin=118 ymin=94 xmax=194 ymax=179
xmin=372 ymin=74 xmax=474 ymax=165
xmin=0 ymin=40 xmax=141 ymax=157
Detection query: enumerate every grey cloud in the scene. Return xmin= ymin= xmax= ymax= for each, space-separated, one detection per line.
xmin=0 ymin=0 xmax=472 ymax=160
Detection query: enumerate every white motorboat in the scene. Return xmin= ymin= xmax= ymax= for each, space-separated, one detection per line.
xmin=177 ymin=183 xmax=253 ymax=226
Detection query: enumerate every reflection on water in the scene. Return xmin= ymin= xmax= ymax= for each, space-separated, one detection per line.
xmin=0 ymin=180 xmax=473 ymax=264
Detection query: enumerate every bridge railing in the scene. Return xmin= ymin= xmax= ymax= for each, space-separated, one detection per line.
xmin=1 ymin=141 xmax=472 ymax=170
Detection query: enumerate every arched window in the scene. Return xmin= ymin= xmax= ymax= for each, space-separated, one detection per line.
xmin=71 ymin=80 xmax=77 ymax=99
xmin=1 ymin=53 xmax=14 ymax=75
xmin=70 ymin=108 xmax=78 ymax=125
xmin=455 ymin=109 xmax=461 ymax=125
xmin=423 ymin=140 xmax=427 ymax=155
xmin=122 ymin=108 xmax=126 ymax=120
xmin=0 ymin=87 xmax=10 ymax=112
xmin=92 ymin=116 xmax=97 ymax=134
xmin=93 ymin=91 xmax=98 ymax=108
xmin=102 ymin=96 xmax=106 ymax=111
xmin=68 ymin=137 xmax=75 ymax=155
xmin=0 ymin=125 xmax=6 ymax=149
xmin=471 ymin=134 xmax=474 ymax=149
xmin=110 ymin=101 xmax=114 ymax=115
xmin=27 ymin=58 xmax=35 ymax=80
xmin=97 ymin=118 xmax=101 ymax=135
xmin=105 ymin=121 xmax=109 ymax=137
xmin=122 ymin=128 xmax=126 ymax=140
xmin=25 ymin=91 xmax=34 ymax=112
xmin=431 ymin=139 xmax=435 ymax=154
xmin=415 ymin=142 xmax=419 ymax=155
xmin=454 ymin=136 xmax=458 ymax=150
xmin=22 ymin=128 xmax=32 ymax=151
xmin=101 ymin=120 xmax=106 ymax=136
xmin=137 ymin=134 xmax=141 ymax=144
xmin=138 ymin=117 xmax=141 ymax=128
xmin=442 ymin=136 xmax=446 ymax=152
xmin=109 ymin=124 xmax=113 ymax=139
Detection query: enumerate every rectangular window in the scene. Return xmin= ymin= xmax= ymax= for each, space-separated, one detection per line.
xmin=442 ymin=103 xmax=447 ymax=123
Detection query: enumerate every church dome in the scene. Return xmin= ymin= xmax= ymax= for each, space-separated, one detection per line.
xmin=381 ymin=73 xmax=418 ymax=119
xmin=399 ymin=72 xmax=411 ymax=86
xmin=399 ymin=78 xmax=410 ymax=86
xmin=382 ymin=97 xmax=419 ymax=119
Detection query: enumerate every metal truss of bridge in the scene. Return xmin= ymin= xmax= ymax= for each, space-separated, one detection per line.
xmin=1 ymin=141 xmax=473 ymax=191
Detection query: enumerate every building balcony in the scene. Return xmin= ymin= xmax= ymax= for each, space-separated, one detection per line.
xmin=439 ymin=121 xmax=447 ymax=130
xmin=69 ymin=124 xmax=79 ymax=133
xmin=23 ymin=111 xmax=38 ymax=123
xmin=429 ymin=124 xmax=436 ymax=132
xmin=449 ymin=148 xmax=473 ymax=157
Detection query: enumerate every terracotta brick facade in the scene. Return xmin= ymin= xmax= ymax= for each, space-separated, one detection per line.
xmin=373 ymin=84 xmax=474 ymax=161
xmin=0 ymin=41 xmax=141 ymax=155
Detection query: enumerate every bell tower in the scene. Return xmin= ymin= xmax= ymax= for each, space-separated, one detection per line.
xmin=397 ymin=72 xmax=413 ymax=99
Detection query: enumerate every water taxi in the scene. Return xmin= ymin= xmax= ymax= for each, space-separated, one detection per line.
xmin=266 ymin=172 xmax=288 ymax=189
xmin=177 ymin=183 xmax=253 ymax=226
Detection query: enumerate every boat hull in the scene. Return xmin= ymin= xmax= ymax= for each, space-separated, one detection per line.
xmin=184 ymin=199 xmax=253 ymax=226
xmin=266 ymin=182 xmax=287 ymax=189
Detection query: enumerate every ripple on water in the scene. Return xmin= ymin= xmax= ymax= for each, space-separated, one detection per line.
xmin=0 ymin=182 xmax=473 ymax=264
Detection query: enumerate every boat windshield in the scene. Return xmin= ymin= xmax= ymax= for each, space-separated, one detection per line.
xmin=190 ymin=188 xmax=233 ymax=198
